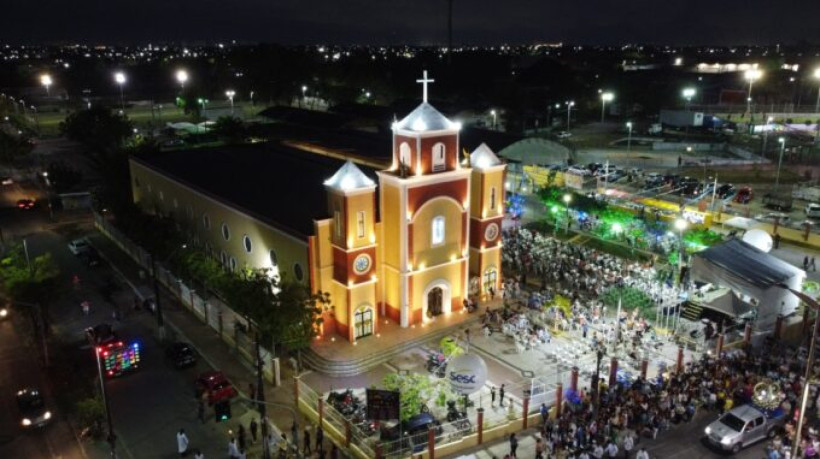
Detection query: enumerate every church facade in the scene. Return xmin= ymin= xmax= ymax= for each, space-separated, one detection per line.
xmin=309 ymin=74 xmax=506 ymax=342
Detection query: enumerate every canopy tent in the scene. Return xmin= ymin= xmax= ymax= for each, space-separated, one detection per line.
xmin=722 ymin=216 xmax=758 ymax=230
xmin=690 ymin=239 xmax=805 ymax=329
xmin=690 ymin=288 xmax=754 ymax=318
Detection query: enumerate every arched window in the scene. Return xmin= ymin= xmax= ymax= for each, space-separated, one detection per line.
xmin=432 ymin=142 xmax=446 ymax=172
xmin=221 ymin=223 xmax=231 ymax=241
xmin=202 ymin=213 xmax=211 ymax=229
xmin=243 ymin=235 xmax=252 ymax=253
xmin=431 ymin=215 xmax=445 ymax=246
xmin=399 ymin=142 xmax=412 ymax=169
xmin=269 ymin=250 xmax=278 ymax=267
xmin=294 ymin=263 xmax=304 ymax=282
xmin=490 ymin=187 xmax=497 ymax=211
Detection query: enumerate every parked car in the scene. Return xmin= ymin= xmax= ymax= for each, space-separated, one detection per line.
xmin=704 ymin=404 xmax=786 ymax=453
xmin=754 ymin=213 xmax=790 ymax=225
xmin=716 ymin=184 xmax=736 ymax=199
xmin=0 ymin=176 xmax=14 ymax=185
xmin=166 ymin=342 xmax=197 ymax=369
xmin=16 ymin=199 xmax=35 ymax=210
xmin=734 ymin=187 xmax=753 ymax=204
xmin=806 ymin=203 xmax=820 ymax=219
xmin=79 ymin=248 xmax=101 ymax=267
xmin=556 ymin=131 xmax=572 ymax=139
xmin=68 ymin=238 xmax=90 ymax=255
xmin=380 ymin=412 xmax=444 ymax=453
xmin=16 ymin=387 xmax=52 ymax=428
xmin=194 ymin=371 xmax=238 ymax=405
xmin=85 ymin=323 xmax=118 ymax=345
xmin=762 ymin=193 xmax=793 ymax=211
xmin=567 ymin=165 xmax=591 ymax=176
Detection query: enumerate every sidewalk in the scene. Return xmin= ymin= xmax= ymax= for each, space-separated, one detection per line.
xmin=88 ymin=232 xmax=315 ymax=457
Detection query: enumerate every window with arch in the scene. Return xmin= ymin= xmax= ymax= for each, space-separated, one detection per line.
xmin=333 ymin=202 xmax=342 ymax=240
xmin=229 ymin=257 xmax=237 ymax=272
xmin=490 ymin=187 xmax=497 ymax=211
xmin=356 ymin=211 xmax=365 ymax=239
xmin=221 ymin=223 xmax=231 ymax=241
xmin=293 ymin=263 xmax=304 ymax=282
xmin=243 ymin=235 xmax=252 ymax=253
xmin=399 ymin=142 xmax=411 ymax=169
xmin=432 ymin=142 xmax=446 ymax=172
xmin=431 ymin=215 xmax=445 ymax=246
xmin=220 ymin=250 xmax=227 ymax=267
xmin=269 ymin=250 xmax=278 ymax=267
xmin=158 ymin=190 xmax=165 ymax=201
xmin=202 ymin=213 xmax=211 ymax=229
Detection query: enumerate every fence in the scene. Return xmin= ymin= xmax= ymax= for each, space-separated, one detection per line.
xmin=93 ymin=212 xmax=276 ymax=380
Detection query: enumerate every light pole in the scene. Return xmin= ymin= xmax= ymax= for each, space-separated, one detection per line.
xmin=40 ymin=74 xmax=52 ymax=98
xmin=566 ymin=101 xmax=575 ymax=131
xmin=490 ymin=109 xmax=497 ymax=130
xmin=775 ymin=286 xmax=820 ymax=459
xmin=114 ymin=72 xmax=126 ymax=112
xmin=148 ymin=244 xmax=187 ymax=341
xmin=249 ymin=90 xmax=255 ymax=106
xmin=176 ymin=70 xmax=188 ymax=91
xmin=626 ymin=122 xmax=633 ymax=164
xmin=682 ymin=87 xmax=696 ymax=111
xmin=94 ymin=344 xmax=117 ymax=457
xmin=744 ymin=69 xmax=762 ymax=120
xmin=674 ymin=219 xmax=687 ymax=287
xmin=563 ymin=194 xmax=572 ymax=233
xmin=225 ymin=90 xmax=235 ymax=114
xmin=762 ymin=116 xmax=773 ymax=158
xmin=813 ymin=68 xmax=820 ymax=113
xmin=775 ymin=137 xmax=786 ymax=191
xmin=600 ymin=92 xmax=613 ymax=123
xmin=301 ymin=85 xmax=307 ymax=107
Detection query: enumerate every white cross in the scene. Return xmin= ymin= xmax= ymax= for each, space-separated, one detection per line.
xmin=416 ymin=70 xmax=435 ymax=103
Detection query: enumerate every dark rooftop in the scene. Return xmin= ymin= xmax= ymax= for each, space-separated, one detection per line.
xmin=132 ymin=143 xmax=378 ymax=239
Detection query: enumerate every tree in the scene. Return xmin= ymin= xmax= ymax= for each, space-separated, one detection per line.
xmin=60 ymin=106 xmax=133 ymax=152
xmin=46 ymin=161 xmax=83 ymax=193
xmin=212 ymin=116 xmax=247 ymax=145
xmin=0 ymin=129 xmax=34 ymax=163
xmin=0 ymin=244 xmax=61 ymax=306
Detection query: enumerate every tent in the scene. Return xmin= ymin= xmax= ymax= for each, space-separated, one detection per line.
xmin=690 ymin=239 xmax=805 ymax=329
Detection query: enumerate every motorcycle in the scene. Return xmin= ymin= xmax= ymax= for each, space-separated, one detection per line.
xmin=426 ymin=352 xmax=447 ymax=378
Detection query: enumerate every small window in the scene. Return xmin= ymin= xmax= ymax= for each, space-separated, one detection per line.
xmin=243 ymin=235 xmax=252 ymax=253
xmin=399 ymin=142 xmax=411 ymax=168
xmin=294 ymin=263 xmax=304 ymax=282
xmin=229 ymin=257 xmax=237 ymax=272
xmin=134 ymin=176 xmax=140 ymax=188
xmin=269 ymin=250 xmax=278 ymax=267
xmin=173 ymin=198 xmax=179 ymax=209
xmin=333 ymin=209 xmax=342 ymax=239
xmin=186 ymin=204 xmax=194 ymax=219
xmin=159 ymin=190 xmax=165 ymax=201
xmin=432 ymin=142 xmax=446 ymax=172
xmin=202 ymin=213 xmax=211 ymax=229
xmin=490 ymin=187 xmax=497 ymax=210
xmin=220 ymin=251 xmax=227 ymax=267
xmin=147 ymin=183 xmax=152 ymax=193
xmin=357 ymin=211 xmax=365 ymax=239
xmin=221 ymin=223 xmax=230 ymax=241
xmin=432 ymin=216 xmax=445 ymax=246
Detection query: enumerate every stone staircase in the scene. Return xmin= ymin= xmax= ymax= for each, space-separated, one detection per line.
xmin=681 ymin=301 xmax=703 ymax=321
xmin=302 ymin=316 xmax=480 ymax=377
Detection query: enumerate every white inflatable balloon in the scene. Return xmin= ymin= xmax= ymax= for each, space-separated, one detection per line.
xmin=742 ymin=229 xmax=773 ymax=253
xmin=448 ymin=353 xmax=488 ymax=395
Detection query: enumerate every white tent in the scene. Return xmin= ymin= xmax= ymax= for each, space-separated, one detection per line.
xmin=690 ymin=239 xmax=805 ymax=329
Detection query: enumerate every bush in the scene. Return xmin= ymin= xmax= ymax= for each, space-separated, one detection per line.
xmin=75 ymin=396 xmax=105 ymax=428
xmin=600 ymin=286 xmax=655 ymax=317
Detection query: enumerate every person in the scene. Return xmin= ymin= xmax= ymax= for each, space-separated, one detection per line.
xmin=811 ymin=256 xmax=817 ymax=272
xmin=250 ymin=418 xmax=258 ymax=444
xmin=236 ymin=447 xmax=247 ymax=459
xmin=291 ymin=421 xmax=299 ymax=449
xmin=303 ymin=425 xmax=312 ymax=455
xmin=499 ymin=384 xmax=506 ymax=407
xmin=330 ymin=443 xmax=339 ymax=459
xmin=605 ymin=440 xmax=618 ymax=458
xmin=804 ymin=256 xmax=810 ymax=270
xmin=540 ymin=402 xmax=548 ymax=425
xmin=238 ymin=425 xmax=247 ymax=452
xmin=774 ymin=233 xmax=781 ymax=249
xmin=509 ymin=432 xmax=518 ymax=458
xmin=623 ymin=433 xmax=634 ymax=458
xmin=193 ymin=450 xmax=204 ymax=459
xmin=535 ymin=435 xmax=546 ymax=459
xmin=227 ymin=437 xmax=240 ymax=458
xmin=177 ymin=428 xmax=189 ymax=457
xmin=316 ymin=424 xmax=324 ymax=454
xmin=491 ymin=386 xmax=497 ymax=406
xmin=635 ymin=448 xmax=649 ymax=459
xmin=81 ymin=300 xmax=91 ymax=315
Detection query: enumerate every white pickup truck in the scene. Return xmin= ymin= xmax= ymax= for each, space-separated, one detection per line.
xmin=704 ymin=404 xmax=786 ymax=454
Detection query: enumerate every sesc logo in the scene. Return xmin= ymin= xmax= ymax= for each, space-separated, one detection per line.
xmin=449 ymin=371 xmax=476 ymax=384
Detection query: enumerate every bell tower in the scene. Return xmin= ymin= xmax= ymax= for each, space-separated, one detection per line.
xmin=468 ymin=143 xmax=505 ymax=299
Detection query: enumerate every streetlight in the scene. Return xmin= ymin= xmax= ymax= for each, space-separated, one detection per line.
xmin=40 ymin=74 xmax=52 ymax=97
xmin=777 ymin=285 xmax=820 ymax=459
xmin=490 ymin=109 xmax=497 ymax=130
xmin=775 ymin=137 xmax=786 ymax=191
xmin=148 ymin=243 xmax=188 ymax=341
xmin=225 ymin=90 xmax=235 ymax=114
xmin=626 ymin=122 xmax=633 ymax=164
xmin=600 ymin=92 xmax=614 ymax=123
xmin=175 ymin=70 xmax=188 ymax=90
xmin=301 ymin=85 xmax=307 ymax=107
xmin=674 ymin=218 xmax=688 ymax=287
xmin=762 ymin=116 xmax=774 ymax=157
xmin=813 ymin=68 xmax=820 ymax=113
xmin=114 ymin=71 xmax=126 ymax=112
xmin=744 ymin=69 xmax=762 ymax=119
xmin=563 ymin=194 xmax=572 ymax=232
xmin=566 ymin=101 xmax=575 ymax=132
xmin=682 ymin=87 xmax=696 ymax=110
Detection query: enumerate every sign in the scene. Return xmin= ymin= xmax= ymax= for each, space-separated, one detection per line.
xmin=99 ymin=341 xmax=141 ymax=377
xmin=448 ymin=353 xmax=488 ymax=395
xmin=366 ymin=389 xmax=400 ymax=421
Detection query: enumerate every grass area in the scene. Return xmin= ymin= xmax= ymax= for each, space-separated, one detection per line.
xmin=714 ymin=113 xmax=820 ymax=124
xmin=678 ymin=165 xmax=803 ymax=185
xmin=524 ymin=219 xmax=653 ymax=262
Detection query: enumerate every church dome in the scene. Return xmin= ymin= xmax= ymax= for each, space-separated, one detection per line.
xmin=394 ymin=102 xmax=460 ymax=132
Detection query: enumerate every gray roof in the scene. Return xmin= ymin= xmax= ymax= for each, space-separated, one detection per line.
xmin=324 ymin=161 xmax=376 ymax=191
xmin=469 ymin=143 xmax=502 ymax=169
xmin=394 ymin=102 xmax=458 ymax=132
xmin=695 ymin=239 xmax=803 ymax=288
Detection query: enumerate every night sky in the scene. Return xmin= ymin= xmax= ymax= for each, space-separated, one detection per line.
xmin=3 ymin=0 xmax=819 ymax=45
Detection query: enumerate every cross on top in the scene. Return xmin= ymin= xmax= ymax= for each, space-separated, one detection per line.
xmin=416 ymin=70 xmax=435 ymax=103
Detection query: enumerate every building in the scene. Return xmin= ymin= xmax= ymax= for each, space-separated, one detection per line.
xmin=129 ymin=74 xmax=506 ymax=343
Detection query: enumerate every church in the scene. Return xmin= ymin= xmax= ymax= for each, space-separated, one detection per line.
xmin=129 ymin=72 xmax=506 ymax=343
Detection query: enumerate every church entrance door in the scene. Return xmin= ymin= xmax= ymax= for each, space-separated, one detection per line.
xmin=427 ymin=287 xmax=444 ymax=318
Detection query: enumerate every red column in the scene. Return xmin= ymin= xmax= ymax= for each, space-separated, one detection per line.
xmin=570 ymin=366 xmax=579 ymax=392
xmin=522 ymin=389 xmax=531 ymax=429
xmin=427 ymin=427 xmax=436 ymax=459
xmin=375 ymin=443 xmax=384 ymax=459
xmin=676 ymin=346 xmax=684 ymax=374
xmin=775 ymin=315 xmax=784 ymax=340
xmin=318 ymin=398 xmax=324 ymax=426
xmin=345 ymin=420 xmax=352 ymax=447
xmin=744 ymin=323 xmax=753 ymax=345
xmin=477 ymin=408 xmax=485 ymax=445
xmin=555 ymin=383 xmax=563 ymax=418
xmin=608 ymin=358 xmax=618 ymax=386
xmin=715 ymin=333 xmax=724 ymax=357
xmin=640 ymin=359 xmax=649 ymax=380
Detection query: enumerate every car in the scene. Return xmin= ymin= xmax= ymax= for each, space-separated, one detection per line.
xmin=194 ymin=371 xmax=238 ymax=405
xmin=556 ymin=131 xmax=572 ymax=139
xmin=85 ymin=323 xmax=118 ymax=345
xmin=567 ymin=165 xmax=591 ymax=176
xmin=807 ymin=203 xmax=820 ymax=218
xmin=0 ymin=176 xmax=14 ymax=185
xmin=735 ymin=187 xmax=753 ymax=204
xmin=587 ymin=163 xmax=605 ymax=174
xmin=79 ymin=248 xmax=101 ymax=267
xmin=704 ymin=404 xmax=785 ymax=453
xmin=16 ymin=387 xmax=52 ymax=428
xmin=16 ymin=199 xmax=35 ymax=210
xmin=68 ymin=238 xmax=90 ymax=255
xmin=755 ymin=213 xmax=790 ymax=224
xmin=716 ymin=184 xmax=736 ymax=199
xmin=166 ymin=342 xmax=197 ymax=369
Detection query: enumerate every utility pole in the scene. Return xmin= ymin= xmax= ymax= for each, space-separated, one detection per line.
xmin=94 ymin=346 xmax=117 ymax=458
xmin=256 ymin=332 xmax=271 ymax=459
xmin=149 ymin=255 xmax=166 ymax=341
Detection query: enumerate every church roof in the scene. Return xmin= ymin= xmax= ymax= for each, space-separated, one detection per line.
xmin=470 ymin=143 xmax=502 ymax=169
xmin=324 ymin=161 xmax=376 ymax=192
xmin=394 ymin=102 xmax=459 ymax=132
